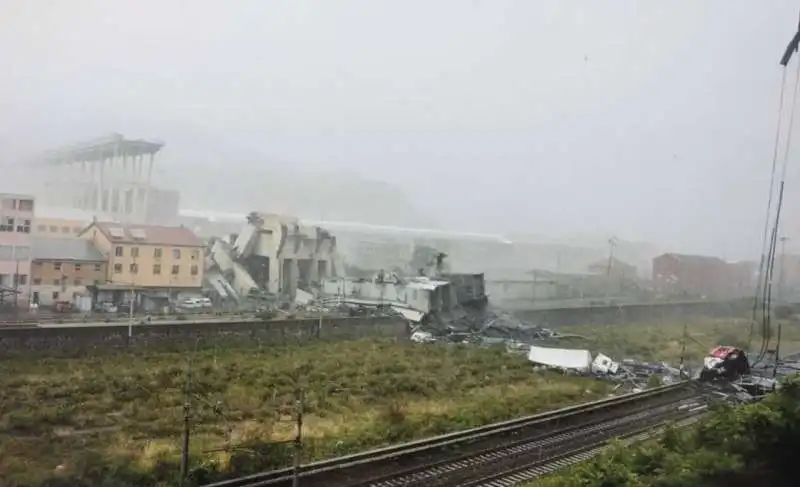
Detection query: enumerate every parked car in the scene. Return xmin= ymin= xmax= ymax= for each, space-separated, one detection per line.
xmin=93 ymin=301 xmax=118 ymax=313
xmin=178 ymin=297 xmax=212 ymax=310
xmin=178 ymin=298 xmax=201 ymax=309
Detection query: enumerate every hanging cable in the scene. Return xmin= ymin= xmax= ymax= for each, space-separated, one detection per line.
xmin=753 ymin=53 xmax=800 ymax=367
xmin=748 ymin=66 xmax=789 ymax=354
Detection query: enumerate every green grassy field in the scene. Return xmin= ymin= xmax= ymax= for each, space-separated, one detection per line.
xmin=0 ymin=339 xmax=608 ymax=486
xmin=0 ymin=314 xmax=791 ymax=486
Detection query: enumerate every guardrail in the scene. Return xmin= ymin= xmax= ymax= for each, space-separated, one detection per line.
xmin=203 ymin=381 xmax=695 ymax=487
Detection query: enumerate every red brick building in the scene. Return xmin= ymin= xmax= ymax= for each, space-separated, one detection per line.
xmin=652 ymin=253 xmax=754 ymax=299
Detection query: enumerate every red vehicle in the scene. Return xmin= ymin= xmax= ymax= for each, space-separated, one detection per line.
xmin=699 ymin=346 xmax=751 ymax=381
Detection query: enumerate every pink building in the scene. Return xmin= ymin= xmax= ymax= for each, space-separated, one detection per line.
xmin=0 ymin=193 xmax=35 ymax=308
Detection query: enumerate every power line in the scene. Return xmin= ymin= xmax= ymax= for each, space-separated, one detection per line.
xmin=751 ymin=11 xmax=800 ymax=367
xmin=749 ymin=66 xmax=789 ymax=354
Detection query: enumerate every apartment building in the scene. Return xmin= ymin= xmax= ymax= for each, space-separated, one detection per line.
xmin=30 ymin=237 xmax=107 ymax=306
xmin=81 ymin=221 xmax=205 ymax=299
xmin=0 ymin=193 xmax=35 ymax=307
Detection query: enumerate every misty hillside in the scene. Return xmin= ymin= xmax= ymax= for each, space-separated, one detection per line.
xmin=167 ymin=165 xmax=435 ymax=227
xmin=145 ymin=133 xmax=435 ymax=227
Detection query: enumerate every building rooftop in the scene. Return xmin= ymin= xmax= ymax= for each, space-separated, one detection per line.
xmin=88 ymin=222 xmax=204 ymax=247
xmin=657 ymin=253 xmax=727 ymax=265
xmin=587 ymin=257 xmax=637 ymax=269
xmin=0 ymin=192 xmax=35 ymax=199
xmin=31 ymin=237 xmax=105 ymax=262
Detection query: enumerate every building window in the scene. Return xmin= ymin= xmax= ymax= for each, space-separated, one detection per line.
xmin=49 ymin=225 xmax=58 ymax=233
xmin=129 ymin=263 xmax=138 ymax=274
xmin=18 ymin=199 xmax=34 ymax=211
xmin=114 ymin=263 xmax=122 ymax=274
xmin=74 ymin=279 xmax=82 ymax=286
xmin=171 ymin=265 xmax=180 ymax=275
xmin=191 ymin=250 xmax=200 ymax=260
xmin=94 ymin=264 xmax=102 ymax=271
xmin=18 ymin=274 xmax=27 ymax=285
xmin=131 ymin=247 xmax=139 ymax=258
xmin=74 ymin=264 xmax=82 ymax=272
xmin=0 ymin=274 xmax=8 ymax=286
xmin=172 ymin=248 xmax=181 ymax=259
xmin=115 ymin=246 xmax=124 ymax=257
xmin=73 ymin=227 xmax=82 ymax=234
xmin=154 ymin=248 xmax=163 ymax=258
xmin=190 ymin=265 xmax=199 ymax=276
xmin=61 ymin=226 xmax=69 ymax=234
xmin=53 ymin=262 xmax=62 ymax=271
xmin=0 ymin=245 xmax=12 ymax=260
xmin=0 ymin=217 xmax=14 ymax=232
xmin=33 ymin=278 xmax=41 ymax=285
xmin=53 ymin=278 xmax=60 ymax=285
xmin=153 ymin=264 xmax=162 ymax=275
xmin=17 ymin=219 xmax=31 ymax=233
xmin=1 ymin=199 xmax=14 ymax=210
xmin=37 ymin=224 xmax=46 ymax=232
xmin=52 ymin=291 xmax=59 ymax=300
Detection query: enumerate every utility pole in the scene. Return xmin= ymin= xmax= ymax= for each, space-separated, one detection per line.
xmin=778 ymin=236 xmax=789 ymax=303
xmin=605 ymin=236 xmax=618 ymax=300
xmin=773 ymin=321 xmax=782 ymax=379
xmin=179 ymin=355 xmax=193 ymax=487
xmin=13 ymin=257 xmax=19 ymax=314
xmin=292 ymin=389 xmax=305 ymax=487
xmin=679 ymin=322 xmax=688 ymax=380
xmin=606 ymin=236 xmax=618 ymax=276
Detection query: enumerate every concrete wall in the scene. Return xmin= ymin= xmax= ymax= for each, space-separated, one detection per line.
xmin=0 ymin=316 xmax=408 ymax=354
xmin=515 ymin=299 xmax=752 ymax=327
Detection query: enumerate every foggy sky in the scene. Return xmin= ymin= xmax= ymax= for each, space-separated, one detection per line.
xmin=2 ymin=0 xmax=800 ymax=260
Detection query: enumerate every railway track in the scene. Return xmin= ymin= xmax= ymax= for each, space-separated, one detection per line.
xmin=204 ymin=381 xmax=711 ymax=487
xmin=466 ymin=413 xmax=708 ymax=487
xmin=430 ymin=398 xmax=710 ymax=487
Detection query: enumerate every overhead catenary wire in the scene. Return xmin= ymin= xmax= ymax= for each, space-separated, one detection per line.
xmin=751 ymin=27 xmax=800 ymax=367
xmin=748 ymin=65 xmax=789 ymax=354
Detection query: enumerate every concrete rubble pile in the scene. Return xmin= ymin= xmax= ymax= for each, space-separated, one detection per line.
xmin=410 ymin=306 xmax=573 ymax=348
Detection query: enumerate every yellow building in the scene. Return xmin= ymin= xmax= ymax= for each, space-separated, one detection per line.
xmin=80 ymin=221 xmax=205 ymax=294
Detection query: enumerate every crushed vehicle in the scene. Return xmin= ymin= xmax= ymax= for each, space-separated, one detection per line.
xmin=699 ymin=346 xmax=751 ymax=382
